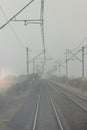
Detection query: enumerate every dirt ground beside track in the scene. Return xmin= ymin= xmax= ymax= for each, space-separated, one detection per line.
xmin=58 ymin=83 xmax=87 ymax=97
xmin=0 ymin=86 xmax=34 ymax=130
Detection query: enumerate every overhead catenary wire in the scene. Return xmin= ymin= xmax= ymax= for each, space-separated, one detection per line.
xmin=62 ymin=49 xmax=81 ymax=65
xmin=0 ymin=0 xmax=34 ymax=30
xmin=0 ymin=0 xmax=47 ymax=78
xmin=59 ymin=44 xmax=86 ymax=78
xmin=71 ymin=36 xmax=87 ymax=52
xmin=50 ymin=48 xmax=82 ymax=77
xmin=0 ymin=0 xmax=46 ymax=53
xmin=57 ymin=36 xmax=87 ymax=67
xmin=67 ymin=49 xmax=82 ymax=62
xmin=29 ymin=51 xmax=44 ymax=63
xmin=0 ymin=6 xmax=25 ymax=48
xmin=0 ymin=5 xmax=31 ymax=79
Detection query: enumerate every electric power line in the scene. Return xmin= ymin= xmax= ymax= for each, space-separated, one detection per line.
xmin=71 ymin=36 xmax=87 ymax=51
xmin=0 ymin=6 xmax=25 ymax=48
xmin=0 ymin=0 xmax=34 ymax=30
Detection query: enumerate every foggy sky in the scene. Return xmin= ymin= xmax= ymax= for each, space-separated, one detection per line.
xmin=0 ymin=0 xmax=87 ymax=77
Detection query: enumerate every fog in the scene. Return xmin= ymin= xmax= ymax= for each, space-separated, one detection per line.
xmin=0 ymin=0 xmax=87 ymax=77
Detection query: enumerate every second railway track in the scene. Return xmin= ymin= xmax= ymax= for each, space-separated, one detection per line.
xmin=47 ymin=80 xmax=87 ymax=130
xmin=48 ymin=81 xmax=87 ymax=111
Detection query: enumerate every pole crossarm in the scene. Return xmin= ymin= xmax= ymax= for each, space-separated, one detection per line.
xmin=12 ymin=19 xmax=43 ymax=25
xmin=0 ymin=0 xmax=34 ymax=29
xmin=11 ymin=19 xmax=43 ymax=26
xmin=29 ymin=51 xmax=44 ymax=63
xmin=67 ymin=49 xmax=82 ymax=62
xmin=12 ymin=19 xmax=43 ymax=22
xmin=33 ymin=58 xmax=53 ymax=63
xmin=0 ymin=0 xmax=46 ymax=77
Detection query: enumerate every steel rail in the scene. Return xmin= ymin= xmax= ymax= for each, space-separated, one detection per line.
xmin=47 ymin=87 xmax=64 ymax=130
xmin=50 ymin=80 xmax=87 ymax=102
xmin=49 ymin=81 xmax=87 ymax=112
xmin=58 ymin=87 xmax=87 ymax=112
xmin=59 ymin=84 xmax=87 ymax=102
xmin=32 ymin=94 xmax=40 ymax=130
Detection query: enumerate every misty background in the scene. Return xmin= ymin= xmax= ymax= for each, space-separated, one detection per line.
xmin=0 ymin=0 xmax=87 ymax=78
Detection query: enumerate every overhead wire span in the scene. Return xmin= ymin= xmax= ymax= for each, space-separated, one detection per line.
xmin=0 ymin=0 xmax=34 ymax=30
xmin=71 ymin=36 xmax=87 ymax=51
xmin=61 ymin=49 xmax=81 ymax=66
xmin=29 ymin=51 xmax=44 ymax=63
xmin=0 ymin=6 xmax=25 ymax=48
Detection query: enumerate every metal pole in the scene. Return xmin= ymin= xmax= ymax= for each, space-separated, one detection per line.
xmin=40 ymin=0 xmax=46 ymax=60
xmin=26 ymin=47 xmax=29 ymax=86
xmin=55 ymin=61 xmax=57 ymax=77
xmin=66 ymin=49 xmax=68 ymax=77
xmin=82 ymin=46 xmax=84 ymax=79
xmin=33 ymin=59 xmax=35 ymax=75
xmin=59 ymin=63 xmax=61 ymax=77
xmin=56 ymin=61 xmax=58 ymax=77
xmin=58 ymin=59 xmax=61 ymax=77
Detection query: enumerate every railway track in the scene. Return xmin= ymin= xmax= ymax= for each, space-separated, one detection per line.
xmin=48 ymin=81 xmax=87 ymax=111
xmin=51 ymin=80 xmax=87 ymax=102
xmin=47 ymin=80 xmax=87 ymax=130
xmin=8 ymin=80 xmax=87 ymax=130
xmin=25 ymin=92 xmax=41 ymax=130
xmin=32 ymin=81 xmax=66 ymax=130
xmin=8 ymin=82 xmax=41 ymax=130
xmin=47 ymin=87 xmax=64 ymax=130
xmin=46 ymin=81 xmax=70 ymax=130
xmin=32 ymin=94 xmax=40 ymax=130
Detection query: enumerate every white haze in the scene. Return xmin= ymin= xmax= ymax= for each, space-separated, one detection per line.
xmin=0 ymin=0 xmax=87 ymax=77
